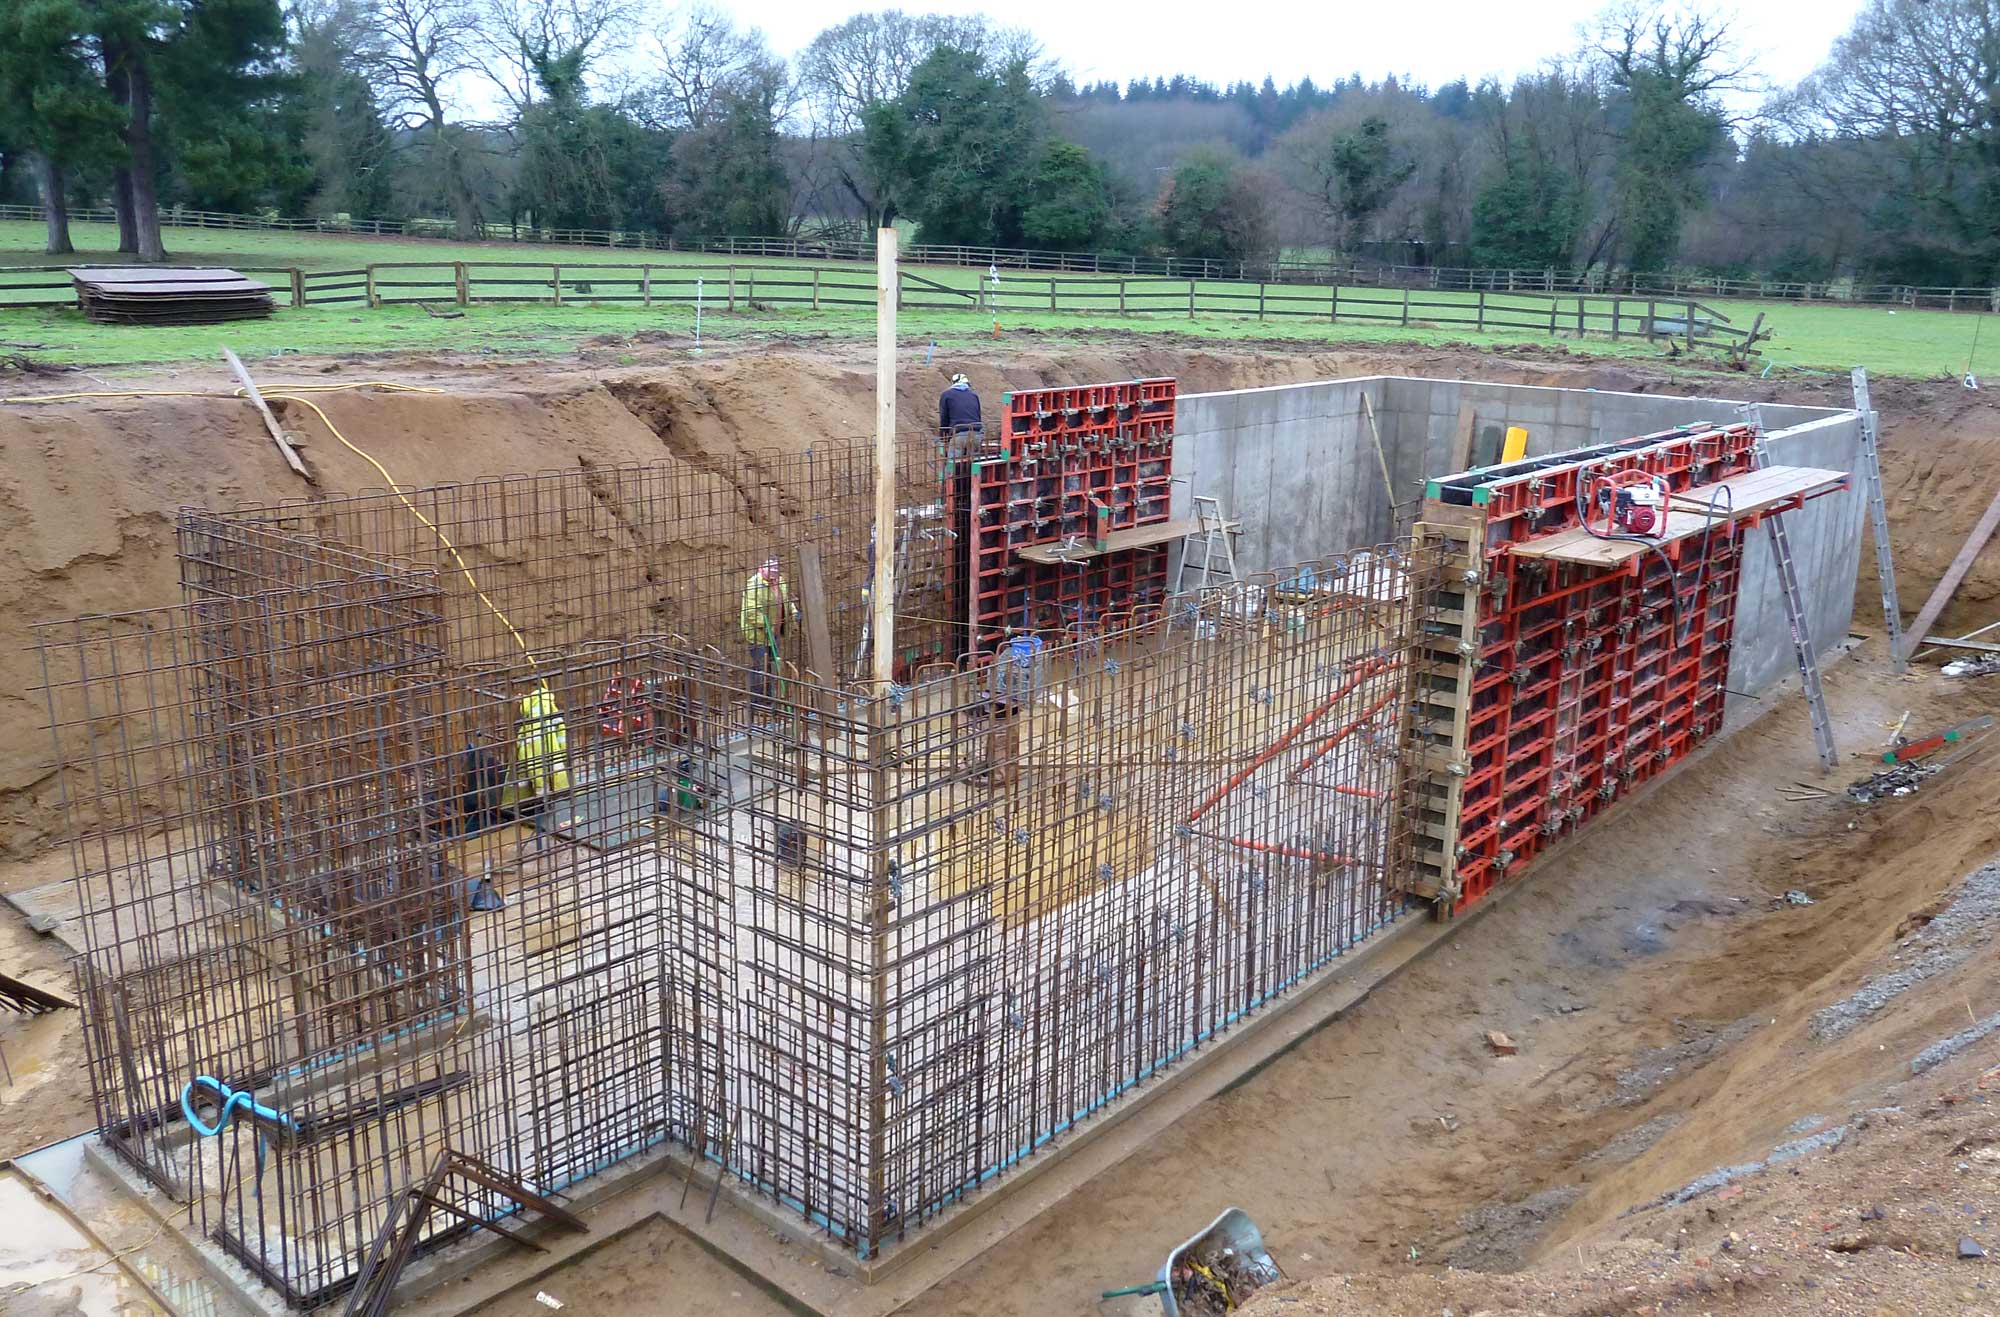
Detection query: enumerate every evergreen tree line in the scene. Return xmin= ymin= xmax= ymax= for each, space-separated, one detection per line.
xmin=4 ymin=0 xmax=2000 ymax=286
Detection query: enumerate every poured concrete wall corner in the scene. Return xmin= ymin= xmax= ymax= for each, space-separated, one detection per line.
xmin=1173 ymin=375 xmax=1865 ymax=706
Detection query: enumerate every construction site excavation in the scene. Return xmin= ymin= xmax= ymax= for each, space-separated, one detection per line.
xmin=20 ymin=332 xmax=2000 ymax=1317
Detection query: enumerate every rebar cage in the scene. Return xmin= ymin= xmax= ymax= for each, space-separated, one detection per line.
xmin=38 ymin=435 xmax=1445 ymax=1305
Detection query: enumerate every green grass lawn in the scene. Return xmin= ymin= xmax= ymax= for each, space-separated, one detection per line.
xmin=0 ymin=219 xmax=873 ymax=274
xmin=4 ymin=219 xmax=1995 ymax=379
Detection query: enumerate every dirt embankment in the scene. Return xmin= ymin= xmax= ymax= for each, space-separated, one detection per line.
xmin=0 ymin=338 xmax=1661 ymax=859
xmin=4 ymin=337 xmax=2000 ymax=1310
xmin=2 ymin=338 xmax=1997 ymax=855
xmin=6 ymin=340 xmax=1997 ymax=860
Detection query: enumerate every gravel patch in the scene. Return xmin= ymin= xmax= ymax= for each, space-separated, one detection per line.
xmin=1810 ymin=860 xmax=2000 ymax=1042
xmin=1910 ymin=1009 xmax=2000 ymax=1074
xmin=1656 ymin=1125 xmax=1848 ymax=1207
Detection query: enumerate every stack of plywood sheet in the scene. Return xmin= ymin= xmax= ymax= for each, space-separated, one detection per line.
xmin=68 ymin=266 xmax=274 ymax=325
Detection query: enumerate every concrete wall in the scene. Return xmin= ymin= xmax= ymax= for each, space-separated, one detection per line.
xmin=1173 ymin=376 xmax=1865 ymax=705
xmin=1721 ymin=412 xmax=1866 ymax=720
xmin=1171 ymin=379 xmax=1388 ymax=571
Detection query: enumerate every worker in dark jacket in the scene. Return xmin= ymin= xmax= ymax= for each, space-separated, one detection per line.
xmin=939 ymin=372 xmax=982 ymax=436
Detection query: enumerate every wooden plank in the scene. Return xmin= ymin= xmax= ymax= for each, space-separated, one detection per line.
xmin=1903 ymin=485 xmax=2000 ymax=661
xmin=1513 ymin=466 xmax=1849 ymax=567
xmin=0 ymin=970 xmax=76 ymax=1014
xmin=795 ymin=542 xmax=840 ymax=725
xmin=1360 ymin=392 xmax=1396 ymax=515
xmin=67 ymin=266 xmax=262 ymax=285
xmin=1015 ymin=519 xmax=1195 ymax=565
xmin=221 ymin=346 xmax=314 ymax=484
xmin=1449 ymin=401 xmax=1477 ymax=473
xmin=1665 ymin=466 xmax=1849 ymax=516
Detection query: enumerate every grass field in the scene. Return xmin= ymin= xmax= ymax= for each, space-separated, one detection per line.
xmin=4 ymin=219 xmax=1995 ymax=379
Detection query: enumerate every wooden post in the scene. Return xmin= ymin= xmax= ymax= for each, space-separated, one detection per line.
xmin=1902 ymin=485 xmax=2000 ymax=661
xmin=1258 ymin=282 xmax=1267 ymax=321
xmin=1646 ymin=298 xmax=1657 ymax=339
xmin=641 ymin=265 xmax=652 ymax=307
xmin=1401 ymin=287 xmax=1410 ymax=326
xmin=1119 ymin=280 xmax=1127 ymax=316
xmin=872 ymin=228 xmax=898 ymax=691
xmin=1360 ymin=392 xmax=1395 ymax=515
xmin=1050 ymin=276 xmax=1058 ymax=312
xmin=1330 ymin=279 xmax=1340 ymax=323
xmin=1549 ymin=299 xmax=1558 ymax=335
xmin=1476 ymin=289 xmax=1486 ymax=332
xmin=288 ymin=267 xmax=305 ymax=308
xmin=1685 ymin=299 xmax=1696 ymax=352
xmin=797 ymin=543 xmax=839 ymax=717
xmin=454 ymin=261 xmax=469 ymax=306
xmin=1449 ymin=401 xmax=1477 ymax=472
xmin=728 ymin=267 xmax=736 ymax=311
xmin=812 ymin=269 xmax=821 ymax=311
xmin=1189 ymin=278 xmax=1197 ymax=318
xmin=1578 ymin=298 xmax=1586 ymax=337
xmin=222 ymin=346 xmax=313 ymax=484
xmin=862 ymin=233 xmax=896 ymax=1245
xmin=552 ymin=265 xmax=563 ymax=306
xmin=364 ymin=264 xmax=377 ymax=308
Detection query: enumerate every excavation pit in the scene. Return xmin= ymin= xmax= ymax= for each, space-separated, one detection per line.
xmin=27 ymin=372 xmax=1867 ymax=1313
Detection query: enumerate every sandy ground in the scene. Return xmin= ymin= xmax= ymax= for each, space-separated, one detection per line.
xmin=4 ymin=336 xmax=2000 ymax=1315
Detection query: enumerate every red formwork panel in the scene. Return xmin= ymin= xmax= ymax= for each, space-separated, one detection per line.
xmin=1441 ymin=425 xmax=1762 ymax=912
xmin=955 ymin=378 xmax=1177 ymax=649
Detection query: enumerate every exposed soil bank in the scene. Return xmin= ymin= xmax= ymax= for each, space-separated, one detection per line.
xmin=4 ymin=335 xmax=2000 ymax=1316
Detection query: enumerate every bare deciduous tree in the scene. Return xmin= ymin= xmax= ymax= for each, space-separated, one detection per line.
xmin=792 ymin=10 xmax=1049 ymax=228
xmin=478 ymin=0 xmax=638 ymax=114
xmin=362 ymin=0 xmax=487 ymax=236
xmin=640 ymin=3 xmax=787 ymax=132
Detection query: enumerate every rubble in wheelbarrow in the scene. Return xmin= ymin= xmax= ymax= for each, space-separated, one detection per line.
xmin=1172 ymin=1244 xmax=1281 ymax=1316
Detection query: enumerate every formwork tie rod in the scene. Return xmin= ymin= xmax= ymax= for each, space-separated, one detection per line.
xmin=1287 ymin=690 xmax=1402 ymax=782
xmin=1182 ymin=657 xmax=1402 ymax=827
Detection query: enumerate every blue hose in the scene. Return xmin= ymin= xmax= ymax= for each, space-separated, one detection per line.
xmin=180 ymin=1075 xmax=293 ymax=1137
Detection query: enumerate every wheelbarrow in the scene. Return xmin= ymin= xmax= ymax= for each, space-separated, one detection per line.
xmin=1101 ymin=1207 xmax=1284 ymax=1315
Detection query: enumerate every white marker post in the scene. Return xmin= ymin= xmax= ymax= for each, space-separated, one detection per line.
xmin=872 ymin=230 xmax=898 ymax=690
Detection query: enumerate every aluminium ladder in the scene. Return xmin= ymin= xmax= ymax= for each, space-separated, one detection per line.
xmin=1172 ymin=495 xmax=1243 ymax=593
xmin=1851 ymin=368 xmax=1907 ymax=671
xmin=1740 ymin=402 xmax=1839 ymax=772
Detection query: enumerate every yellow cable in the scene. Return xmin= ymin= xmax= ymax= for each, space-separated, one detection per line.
xmin=1 ymin=381 xmax=534 ymax=665
xmin=265 ymin=391 xmax=537 ymax=664
xmin=0 ymin=380 xmax=443 ymax=405
xmin=3 ymin=381 xmax=514 ymax=1051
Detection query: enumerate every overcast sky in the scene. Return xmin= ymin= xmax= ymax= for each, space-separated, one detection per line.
xmin=736 ymin=0 xmax=1865 ymax=97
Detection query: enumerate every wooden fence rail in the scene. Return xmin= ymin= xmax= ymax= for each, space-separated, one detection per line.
xmin=4 ymin=200 xmax=1995 ymax=310
xmin=0 ymin=259 xmax=1765 ymax=358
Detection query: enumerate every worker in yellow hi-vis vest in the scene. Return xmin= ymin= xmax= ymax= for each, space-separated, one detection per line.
xmin=740 ymin=554 xmax=797 ymax=704
xmin=509 ymin=679 xmax=570 ymax=806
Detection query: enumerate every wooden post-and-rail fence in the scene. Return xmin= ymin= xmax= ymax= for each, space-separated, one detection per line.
xmin=0 ymin=260 xmax=1770 ymax=360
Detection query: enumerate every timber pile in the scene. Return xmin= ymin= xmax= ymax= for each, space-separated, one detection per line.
xmin=68 ymin=266 xmax=274 ymax=325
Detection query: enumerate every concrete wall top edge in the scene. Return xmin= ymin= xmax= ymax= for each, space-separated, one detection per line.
xmin=1180 ymin=374 xmax=1856 ymax=425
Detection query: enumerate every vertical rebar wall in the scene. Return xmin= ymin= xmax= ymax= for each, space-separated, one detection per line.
xmin=39 ymin=425 xmax=1446 ymax=1303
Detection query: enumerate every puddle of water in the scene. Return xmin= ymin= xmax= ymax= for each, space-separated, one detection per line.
xmin=0 ymin=1171 xmax=158 ymax=1316
xmin=14 ymin=1138 xmax=256 ymax=1317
